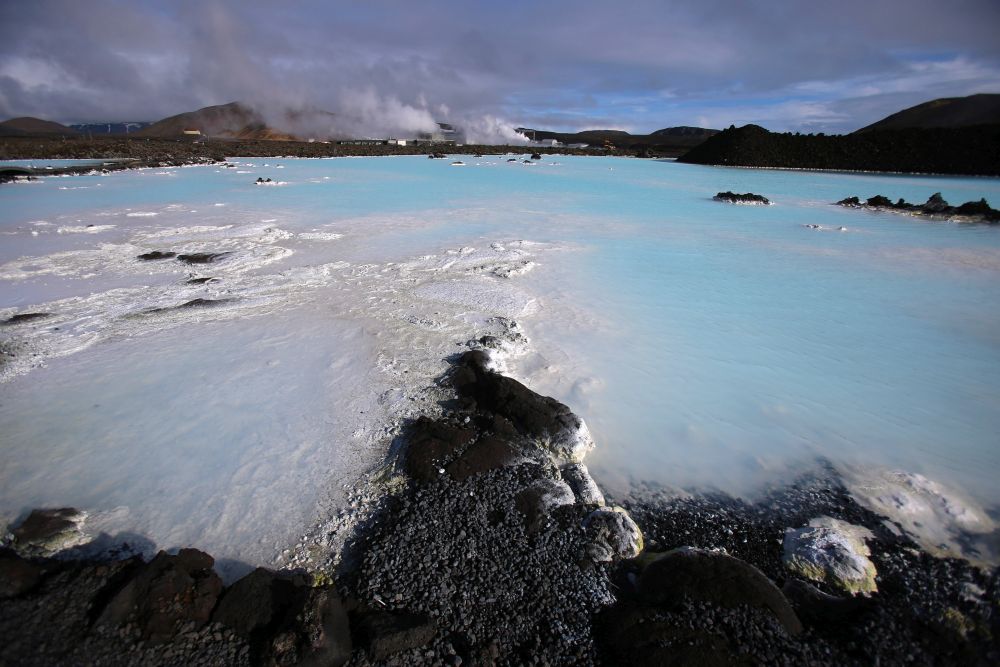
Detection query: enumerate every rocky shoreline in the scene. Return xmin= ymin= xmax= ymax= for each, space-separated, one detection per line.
xmin=0 ymin=136 xmax=626 ymax=166
xmin=2 ymin=346 xmax=999 ymax=665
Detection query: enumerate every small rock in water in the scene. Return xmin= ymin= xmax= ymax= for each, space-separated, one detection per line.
xmin=783 ymin=517 xmax=877 ymax=596
xmin=176 ymin=252 xmax=231 ymax=264
xmin=713 ymin=191 xmax=771 ymax=205
xmin=136 ymin=251 xmax=176 ymax=261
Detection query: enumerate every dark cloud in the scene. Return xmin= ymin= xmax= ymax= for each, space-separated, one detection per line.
xmin=1 ymin=0 xmax=998 ymax=136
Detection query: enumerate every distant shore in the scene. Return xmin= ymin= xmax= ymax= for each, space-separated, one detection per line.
xmin=0 ymin=135 xmax=652 ymax=163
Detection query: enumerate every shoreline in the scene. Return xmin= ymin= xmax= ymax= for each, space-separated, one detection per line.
xmin=2 ymin=348 xmax=998 ymax=665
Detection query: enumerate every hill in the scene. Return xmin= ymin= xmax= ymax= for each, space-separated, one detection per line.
xmin=136 ymin=102 xmax=338 ymax=141
xmin=0 ymin=117 xmax=79 ymax=137
xmin=676 ymin=123 xmax=1000 ymax=176
xmin=856 ymin=93 xmax=1000 ymax=132
xmin=515 ymin=125 xmax=718 ymax=154
xmin=136 ymin=102 xmax=262 ymax=138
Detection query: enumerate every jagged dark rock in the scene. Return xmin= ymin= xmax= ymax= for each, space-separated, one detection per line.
xmin=176 ymin=252 xmax=231 ymax=264
xmin=10 ymin=508 xmax=88 ymax=556
xmin=136 ymin=250 xmax=176 ymax=261
xmin=866 ymin=195 xmax=893 ymax=207
xmin=835 ymin=192 xmax=1000 ymax=223
xmin=714 ymin=191 xmax=771 ymax=205
xmin=1 ymin=312 xmax=52 ymax=326
xmin=96 ymin=548 xmax=224 ymax=642
xmin=451 ymin=350 xmax=592 ymax=463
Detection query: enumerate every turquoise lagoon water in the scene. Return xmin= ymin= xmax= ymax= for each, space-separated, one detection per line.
xmin=1 ymin=155 xmax=998 ymax=568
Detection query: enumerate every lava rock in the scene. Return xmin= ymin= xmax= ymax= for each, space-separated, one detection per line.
xmin=10 ymin=508 xmax=89 ymax=557
xmin=783 ymin=517 xmax=877 ymax=596
xmin=583 ymin=507 xmax=643 ymax=561
xmin=866 ymin=195 xmax=893 ymax=207
xmin=781 ymin=578 xmax=870 ymax=626
xmin=403 ymin=416 xmax=477 ymax=482
xmin=263 ymin=586 xmax=352 ymax=667
xmin=176 ymin=252 xmax=231 ymax=264
xmin=0 ymin=552 xmax=43 ymax=598
xmin=713 ymin=191 xmax=771 ymax=205
xmin=1 ymin=312 xmax=52 ymax=325
xmin=453 ymin=351 xmax=594 ymax=463
xmin=136 ymin=251 xmax=176 ymax=261
xmin=446 ymin=434 xmax=521 ymax=481
xmin=638 ymin=547 xmax=802 ymax=635
xmin=561 ymin=463 xmax=605 ymax=507
xmin=355 ymin=610 xmax=435 ymax=660
xmin=921 ymin=192 xmax=950 ymax=213
xmin=97 ymin=548 xmax=223 ymax=642
xmin=213 ymin=567 xmax=292 ymax=638
xmin=515 ymin=479 xmax=576 ymax=534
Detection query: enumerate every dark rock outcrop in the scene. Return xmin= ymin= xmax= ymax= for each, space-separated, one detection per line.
xmin=451 ymin=350 xmax=592 ymax=463
xmin=177 ymin=252 xmax=231 ymax=264
xmin=96 ymin=548 xmax=224 ymax=642
xmin=714 ymin=191 xmax=771 ymax=205
xmin=638 ymin=548 xmax=802 ymax=635
xmin=835 ymin=192 xmax=1000 ymax=223
xmin=1 ymin=312 xmax=52 ymax=325
xmin=137 ymin=251 xmax=176 ymax=261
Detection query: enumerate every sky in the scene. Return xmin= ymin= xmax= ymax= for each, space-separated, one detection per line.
xmin=1 ymin=0 xmax=999 ymax=139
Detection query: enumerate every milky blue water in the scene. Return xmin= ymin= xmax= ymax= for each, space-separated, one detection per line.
xmin=1 ymin=155 xmax=998 ymax=567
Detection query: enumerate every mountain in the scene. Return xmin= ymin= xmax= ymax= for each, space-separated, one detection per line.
xmin=0 ymin=117 xmax=79 ymax=137
xmin=136 ymin=102 xmax=338 ymax=141
xmin=676 ymin=123 xmax=1000 ymax=176
xmin=855 ymin=93 xmax=1000 ymax=133
xmin=515 ymin=125 xmax=718 ymax=152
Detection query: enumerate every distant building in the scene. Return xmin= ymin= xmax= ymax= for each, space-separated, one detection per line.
xmin=414 ymin=122 xmax=463 ymax=145
xmin=182 ymin=129 xmax=201 ymax=136
xmin=387 ymin=139 xmax=407 ymax=146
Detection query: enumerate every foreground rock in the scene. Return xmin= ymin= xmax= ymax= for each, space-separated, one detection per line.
xmin=836 ymin=192 xmax=1000 ymax=223
xmin=714 ymin=190 xmax=771 ymax=205
xmin=783 ymin=517 xmax=877 ymax=596
xmin=8 ymin=508 xmax=89 ymax=557
xmin=0 ymin=545 xmax=352 ymax=666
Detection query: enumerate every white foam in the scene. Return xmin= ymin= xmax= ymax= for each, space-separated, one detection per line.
xmin=298 ymin=232 xmax=344 ymax=241
xmin=56 ymin=225 xmax=116 ymax=234
xmin=125 ymin=211 xmax=158 ymax=217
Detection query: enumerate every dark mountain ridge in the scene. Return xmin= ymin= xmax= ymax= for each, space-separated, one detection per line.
xmin=0 ymin=117 xmax=79 ymax=137
xmin=855 ymin=93 xmax=1000 ymax=133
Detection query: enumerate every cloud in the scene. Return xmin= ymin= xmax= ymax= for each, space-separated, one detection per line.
xmin=1 ymin=0 xmax=998 ymax=136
